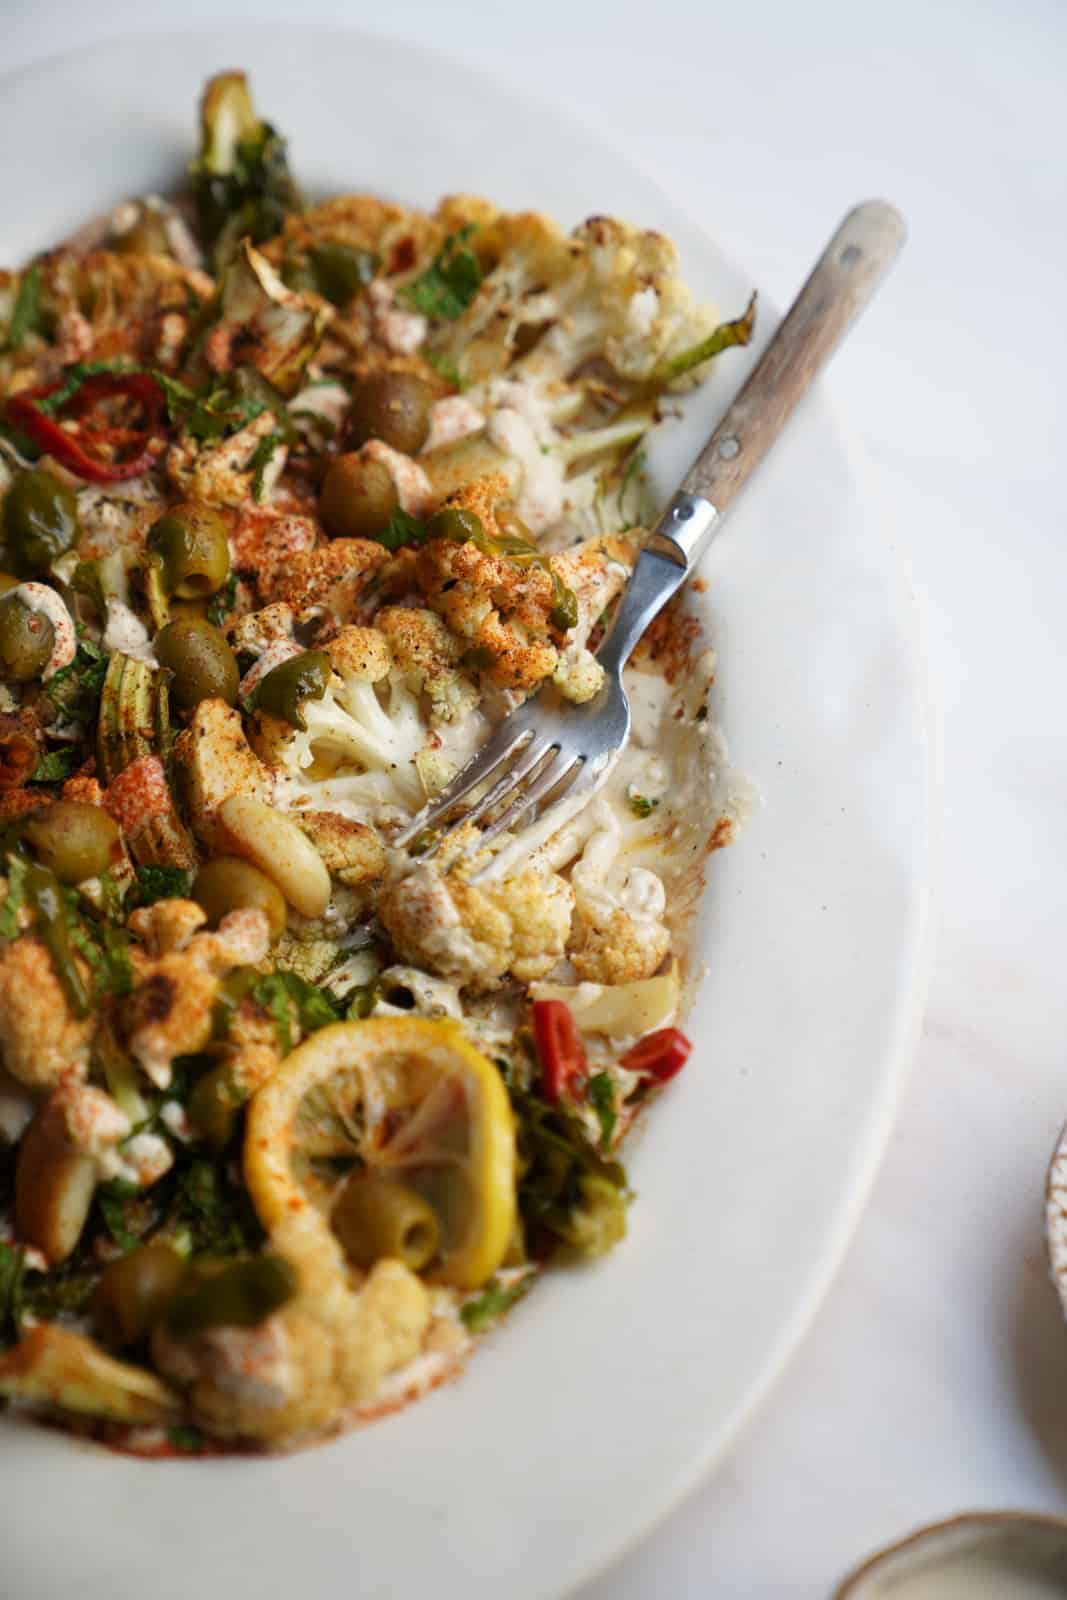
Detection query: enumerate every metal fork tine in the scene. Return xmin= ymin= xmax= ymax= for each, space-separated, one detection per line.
xmin=474 ymin=751 xmax=584 ymax=855
xmin=472 ymin=759 xmax=606 ymax=883
xmin=393 ymin=721 xmax=533 ymax=846
xmin=442 ymin=735 xmax=557 ymax=841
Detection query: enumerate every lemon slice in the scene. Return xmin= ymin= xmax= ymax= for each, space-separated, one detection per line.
xmin=245 ymin=1017 xmax=516 ymax=1290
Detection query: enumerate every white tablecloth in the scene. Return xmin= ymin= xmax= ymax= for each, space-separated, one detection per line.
xmin=6 ymin=1 xmax=1066 ymax=1592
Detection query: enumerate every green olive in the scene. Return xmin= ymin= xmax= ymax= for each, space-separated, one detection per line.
xmin=331 ymin=1172 xmax=441 ymax=1273
xmin=0 ymin=594 xmax=55 ymax=682
xmin=148 ymin=503 xmax=231 ymax=599
xmin=349 ymin=371 xmax=435 ymax=455
xmin=187 ymin=1061 xmax=243 ymax=1149
xmin=93 ymin=1243 xmax=186 ymax=1348
xmin=165 ymin=1255 xmax=297 ymax=1338
xmin=112 ymin=213 xmax=172 ymax=256
xmin=22 ymin=800 xmax=120 ymax=883
xmin=319 ymin=453 xmax=398 ymax=538
xmin=426 ymin=506 xmax=485 ymax=546
xmin=154 ymin=616 xmax=239 ymax=710
xmin=193 ymin=856 xmax=287 ymax=941
xmin=255 ymin=650 xmax=331 ymax=731
xmin=307 ymin=242 xmax=377 ymax=306
xmin=2 ymin=470 xmax=79 ymax=578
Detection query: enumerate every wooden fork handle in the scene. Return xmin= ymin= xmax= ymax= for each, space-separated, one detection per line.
xmin=657 ymin=201 xmax=906 ymax=569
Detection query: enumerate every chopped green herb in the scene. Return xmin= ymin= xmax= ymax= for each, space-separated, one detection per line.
xmin=133 ymin=865 xmax=193 ymax=908
xmin=249 ymin=430 xmax=285 ymax=502
xmin=206 ymin=572 xmax=239 ymax=628
xmin=168 ymin=1425 xmax=206 ymax=1454
xmin=18 ymin=1268 xmax=98 ymax=1325
xmin=400 ymin=226 xmax=483 ymax=321
xmin=510 ymin=1087 xmax=630 ymax=1258
xmin=460 ymin=1272 xmax=534 ymax=1333
xmin=374 ymin=506 xmax=427 ymax=553
xmin=424 ymin=351 xmax=465 ymax=390
xmin=30 ymin=748 xmax=82 ymax=785
xmin=253 ymin=971 xmax=343 ymax=1053
xmin=0 ymin=1240 xmax=25 ymax=1348
xmin=588 ymin=1071 xmax=618 ymax=1152
xmin=628 ymin=793 xmax=659 ymax=819
xmin=45 ymin=639 xmax=110 ymax=727
xmin=5 ymin=262 xmax=43 ymax=352
xmin=97 ymin=1178 xmax=143 ymax=1254
xmin=170 ymin=1154 xmax=264 ymax=1258
xmin=35 ymin=360 xmax=125 ymax=416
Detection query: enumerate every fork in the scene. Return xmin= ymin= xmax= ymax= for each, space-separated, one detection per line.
xmin=395 ymin=200 xmax=906 ymax=880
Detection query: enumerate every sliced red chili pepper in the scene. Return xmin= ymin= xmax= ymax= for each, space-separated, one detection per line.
xmin=6 ymin=371 xmax=167 ymax=484
xmin=532 ymin=998 xmax=587 ymax=1103
xmin=620 ymin=1026 xmax=692 ymax=1083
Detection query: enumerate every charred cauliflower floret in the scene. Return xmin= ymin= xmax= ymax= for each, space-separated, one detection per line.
xmin=268 ymin=537 xmax=390 ymax=619
xmin=123 ymin=903 xmax=271 ymax=1087
xmin=0 ymin=936 xmax=94 ymax=1091
xmin=414 ymin=483 xmax=560 ymax=694
xmin=567 ymin=824 xmax=670 ymax=984
xmin=377 ymin=606 xmax=479 ymax=724
xmin=297 ymin=810 xmax=385 ymax=888
xmin=378 ymin=860 xmax=574 ymax=992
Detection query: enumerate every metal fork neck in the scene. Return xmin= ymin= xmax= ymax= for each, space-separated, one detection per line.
xmin=596 ymin=492 xmax=720 ymax=677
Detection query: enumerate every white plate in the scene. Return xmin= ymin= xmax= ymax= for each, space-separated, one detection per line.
xmin=0 ymin=25 xmax=931 ymax=1600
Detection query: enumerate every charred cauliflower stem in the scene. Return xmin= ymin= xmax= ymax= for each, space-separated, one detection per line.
xmin=0 ymin=71 xmax=752 ymax=1455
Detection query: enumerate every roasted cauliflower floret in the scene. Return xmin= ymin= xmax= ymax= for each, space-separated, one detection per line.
xmin=0 ymin=1325 xmax=181 ymax=1425
xmin=431 ymin=210 xmax=718 ymax=390
xmin=297 ymin=809 xmax=385 ymax=887
xmin=378 ymin=605 xmax=479 ymax=725
xmin=268 ymin=537 xmax=390 ymax=619
xmin=0 ymin=936 xmax=94 ymax=1090
xmin=567 ymin=824 xmax=670 ymax=984
xmin=377 ymin=860 xmax=574 ymax=992
xmin=414 ymin=548 xmax=559 ymax=698
xmin=154 ymin=1229 xmax=431 ymax=1445
xmin=124 ymin=904 xmax=272 ymax=1087
xmin=253 ymin=629 xmax=432 ymax=813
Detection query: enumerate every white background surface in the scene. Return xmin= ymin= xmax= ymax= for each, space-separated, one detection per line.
xmin=4 ymin=1 xmax=1066 ymax=1595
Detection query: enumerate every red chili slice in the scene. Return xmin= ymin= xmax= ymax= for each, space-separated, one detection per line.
xmin=531 ymin=998 xmax=587 ymax=1103
xmin=7 ymin=371 xmax=167 ymax=484
xmin=620 ymin=1026 xmax=692 ymax=1083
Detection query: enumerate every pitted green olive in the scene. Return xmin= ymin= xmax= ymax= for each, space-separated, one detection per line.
xmin=22 ymin=801 xmax=120 ymax=883
xmin=93 ymin=1243 xmax=186 ymax=1348
xmin=349 ymin=371 xmax=435 ymax=455
xmin=319 ymin=453 xmax=397 ymax=538
xmin=165 ymin=1255 xmax=297 ymax=1338
xmin=2 ymin=470 xmax=79 ymax=577
xmin=331 ymin=1172 xmax=441 ymax=1273
xmin=148 ymin=503 xmax=231 ymax=599
xmin=154 ymin=616 xmax=238 ymax=710
xmin=0 ymin=594 xmax=54 ymax=681
xmin=254 ymin=650 xmax=331 ymax=731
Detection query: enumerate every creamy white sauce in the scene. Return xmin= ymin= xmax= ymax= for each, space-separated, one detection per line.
xmin=358 ymin=440 xmax=434 ymax=517
xmin=422 ymin=395 xmax=485 ymax=455
xmin=102 ymin=599 xmax=156 ymax=664
xmin=367 ymin=280 xmax=427 ymax=355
